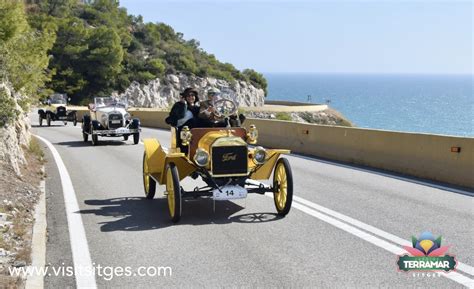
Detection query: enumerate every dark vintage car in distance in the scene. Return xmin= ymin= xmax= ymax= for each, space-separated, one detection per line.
xmin=37 ymin=93 xmax=77 ymax=126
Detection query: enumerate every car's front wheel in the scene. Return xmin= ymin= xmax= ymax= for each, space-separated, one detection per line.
xmin=166 ymin=163 xmax=181 ymax=223
xmin=39 ymin=115 xmax=43 ymax=127
xmin=143 ymin=152 xmax=156 ymax=199
xmin=273 ymin=158 xmax=293 ymax=216
xmin=73 ymin=114 xmax=77 ymax=126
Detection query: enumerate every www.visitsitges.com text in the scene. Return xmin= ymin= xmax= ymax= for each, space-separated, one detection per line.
xmin=9 ymin=263 xmax=172 ymax=281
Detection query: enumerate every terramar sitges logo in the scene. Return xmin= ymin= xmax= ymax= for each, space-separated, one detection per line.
xmin=397 ymin=232 xmax=457 ymax=272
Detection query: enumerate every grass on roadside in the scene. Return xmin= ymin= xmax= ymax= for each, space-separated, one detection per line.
xmin=27 ymin=137 xmax=44 ymax=163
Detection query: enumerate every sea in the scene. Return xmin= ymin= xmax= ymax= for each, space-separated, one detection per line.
xmin=264 ymin=73 xmax=473 ymax=137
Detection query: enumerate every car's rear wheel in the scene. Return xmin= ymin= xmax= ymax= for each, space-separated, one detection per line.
xmin=143 ymin=152 xmax=156 ymax=199
xmin=82 ymin=131 xmax=88 ymax=142
xmin=73 ymin=114 xmax=77 ymax=126
xmin=166 ymin=163 xmax=181 ymax=223
xmin=64 ymin=121 xmax=67 ymax=126
xmin=133 ymin=133 xmax=139 ymax=145
xmin=273 ymin=158 xmax=293 ymax=216
xmin=46 ymin=114 xmax=51 ymax=126
xmin=39 ymin=115 xmax=43 ymax=127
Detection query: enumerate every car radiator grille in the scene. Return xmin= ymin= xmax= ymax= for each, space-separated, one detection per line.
xmin=211 ymin=146 xmax=247 ymax=176
xmin=108 ymin=113 xmax=123 ymax=129
xmin=56 ymin=106 xmax=66 ymax=117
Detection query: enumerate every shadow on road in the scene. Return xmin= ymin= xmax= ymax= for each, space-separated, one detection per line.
xmin=78 ymin=197 xmax=281 ymax=231
xmin=56 ymin=140 xmax=132 ymax=147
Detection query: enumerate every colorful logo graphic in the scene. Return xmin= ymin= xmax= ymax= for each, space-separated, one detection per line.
xmin=397 ymin=232 xmax=457 ymax=272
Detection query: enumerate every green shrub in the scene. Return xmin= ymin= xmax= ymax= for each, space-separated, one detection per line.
xmin=0 ymin=87 xmax=19 ymax=127
xmin=28 ymin=137 xmax=44 ymax=161
xmin=276 ymin=112 xmax=292 ymax=121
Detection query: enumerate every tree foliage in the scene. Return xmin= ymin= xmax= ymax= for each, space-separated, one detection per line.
xmin=2 ymin=0 xmax=268 ymax=106
xmin=0 ymin=0 xmax=55 ymax=119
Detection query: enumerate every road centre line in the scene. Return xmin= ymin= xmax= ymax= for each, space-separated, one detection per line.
xmin=35 ymin=135 xmax=97 ymax=289
xmin=292 ymin=195 xmax=474 ymax=277
xmin=288 ymin=200 xmax=474 ymax=288
xmin=263 ymin=193 xmax=474 ymax=287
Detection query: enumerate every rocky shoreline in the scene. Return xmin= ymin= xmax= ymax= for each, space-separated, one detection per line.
xmin=244 ymin=108 xmax=353 ymax=127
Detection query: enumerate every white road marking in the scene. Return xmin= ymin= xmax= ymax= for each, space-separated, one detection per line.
xmin=35 ymin=135 xmax=97 ymax=289
xmin=292 ymin=195 xmax=474 ymax=277
xmin=263 ymin=193 xmax=474 ymax=287
xmin=290 ymin=200 xmax=474 ymax=288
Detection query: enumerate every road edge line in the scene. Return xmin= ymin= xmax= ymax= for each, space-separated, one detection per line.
xmin=34 ymin=134 xmax=97 ymax=289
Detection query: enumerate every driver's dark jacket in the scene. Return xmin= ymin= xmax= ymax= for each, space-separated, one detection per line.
xmin=165 ymin=102 xmax=199 ymax=127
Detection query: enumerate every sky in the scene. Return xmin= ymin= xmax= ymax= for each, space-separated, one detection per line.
xmin=119 ymin=0 xmax=472 ymax=74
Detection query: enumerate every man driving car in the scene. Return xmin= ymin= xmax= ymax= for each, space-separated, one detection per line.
xmin=199 ymin=88 xmax=245 ymax=127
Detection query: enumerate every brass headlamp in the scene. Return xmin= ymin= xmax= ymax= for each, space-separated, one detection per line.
xmin=247 ymin=124 xmax=258 ymax=144
xmin=180 ymin=126 xmax=192 ymax=146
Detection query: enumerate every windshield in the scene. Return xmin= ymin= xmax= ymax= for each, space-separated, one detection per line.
xmin=50 ymin=94 xmax=67 ymax=105
xmin=211 ymin=88 xmax=239 ymax=117
xmin=211 ymin=88 xmax=238 ymax=107
xmin=94 ymin=97 xmax=128 ymax=108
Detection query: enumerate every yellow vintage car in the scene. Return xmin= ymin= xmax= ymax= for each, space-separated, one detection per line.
xmin=142 ymin=93 xmax=293 ymax=222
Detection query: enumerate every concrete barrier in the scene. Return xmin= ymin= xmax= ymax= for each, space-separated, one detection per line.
xmin=71 ymin=107 xmax=474 ymax=188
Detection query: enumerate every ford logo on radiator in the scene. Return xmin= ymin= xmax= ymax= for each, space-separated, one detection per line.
xmin=222 ymin=153 xmax=237 ymax=162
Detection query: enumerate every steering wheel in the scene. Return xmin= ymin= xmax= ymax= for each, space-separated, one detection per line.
xmin=213 ymin=98 xmax=237 ymax=118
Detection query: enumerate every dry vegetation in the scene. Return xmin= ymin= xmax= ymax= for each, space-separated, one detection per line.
xmin=0 ymin=137 xmax=44 ymax=288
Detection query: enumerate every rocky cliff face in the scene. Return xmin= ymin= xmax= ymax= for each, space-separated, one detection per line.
xmin=0 ymin=82 xmax=31 ymax=176
xmin=115 ymin=74 xmax=265 ymax=108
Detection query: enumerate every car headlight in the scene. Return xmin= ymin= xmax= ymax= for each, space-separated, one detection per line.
xmin=180 ymin=126 xmax=192 ymax=146
xmin=247 ymin=124 xmax=258 ymax=144
xmin=253 ymin=146 xmax=266 ymax=164
xmin=194 ymin=148 xmax=209 ymax=167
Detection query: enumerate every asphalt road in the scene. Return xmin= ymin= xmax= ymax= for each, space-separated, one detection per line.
xmin=30 ymin=115 xmax=474 ymax=288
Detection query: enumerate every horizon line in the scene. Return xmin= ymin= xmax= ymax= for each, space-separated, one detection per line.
xmin=260 ymin=72 xmax=473 ymax=76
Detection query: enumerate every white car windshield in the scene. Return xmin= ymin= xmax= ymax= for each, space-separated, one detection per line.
xmin=211 ymin=88 xmax=239 ymax=117
xmin=50 ymin=94 xmax=67 ymax=105
xmin=94 ymin=97 xmax=127 ymax=109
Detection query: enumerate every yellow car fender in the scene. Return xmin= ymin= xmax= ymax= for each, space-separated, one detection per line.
xmin=161 ymin=154 xmax=197 ymax=183
xmin=250 ymin=149 xmax=290 ymax=180
xmin=143 ymin=138 xmax=166 ymax=177
xmin=143 ymin=138 xmax=197 ymax=185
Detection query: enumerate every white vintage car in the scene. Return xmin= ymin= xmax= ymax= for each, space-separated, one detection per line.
xmin=82 ymin=97 xmax=141 ymax=145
